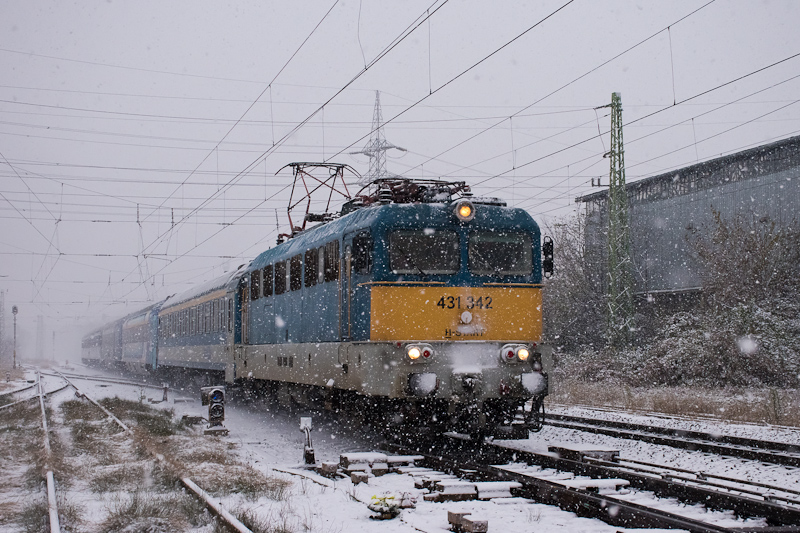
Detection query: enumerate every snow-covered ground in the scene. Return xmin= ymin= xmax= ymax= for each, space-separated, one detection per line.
xmin=4 ymin=364 xmax=799 ymax=532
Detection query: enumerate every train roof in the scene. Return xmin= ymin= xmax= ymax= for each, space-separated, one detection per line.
xmin=160 ymin=263 xmax=248 ymax=311
xmin=245 ymin=199 xmax=539 ymax=273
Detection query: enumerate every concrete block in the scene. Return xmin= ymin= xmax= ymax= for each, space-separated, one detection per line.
xmin=351 ymin=471 xmax=369 ymax=485
xmin=319 ymin=462 xmax=339 ymax=477
xmin=462 ymin=516 xmax=488 ymax=533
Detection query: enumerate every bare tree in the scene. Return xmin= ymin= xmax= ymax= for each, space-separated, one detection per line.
xmin=543 ymin=214 xmax=605 ymax=350
xmin=689 ymin=210 xmax=800 ymax=308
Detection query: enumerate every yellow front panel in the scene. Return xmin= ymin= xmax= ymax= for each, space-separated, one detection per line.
xmin=370 ymin=285 xmax=542 ymax=342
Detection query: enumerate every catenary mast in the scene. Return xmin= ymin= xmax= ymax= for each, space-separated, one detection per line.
xmin=606 ymin=92 xmax=634 ymax=345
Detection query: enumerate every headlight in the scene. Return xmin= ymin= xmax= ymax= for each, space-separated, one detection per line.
xmin=407 ymin=346 xmax=421 ymax=360
xmin=454 ymin=200 xmax=475 ymax=222
xmin=516 ymin=347 xmax=530 ymax=362
xmin=500 ymin=344 xmax=531 ymax=364
xmin=406 ymin=343 xmax=433 ymax=362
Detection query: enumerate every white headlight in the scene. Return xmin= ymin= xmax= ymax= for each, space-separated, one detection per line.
xmin=407 ymin=346 xmax=421 ymax=360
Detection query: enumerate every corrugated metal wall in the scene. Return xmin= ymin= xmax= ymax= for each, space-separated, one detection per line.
xmin=580 ymin=135 xmax=800 ymax=294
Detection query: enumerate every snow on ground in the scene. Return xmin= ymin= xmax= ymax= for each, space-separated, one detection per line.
xmin=8 ymin=364 xmax=800 ymax=531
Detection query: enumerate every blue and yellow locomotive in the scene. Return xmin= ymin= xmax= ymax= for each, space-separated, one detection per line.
xmin=82 ymin=178 xmax=552 ymax=437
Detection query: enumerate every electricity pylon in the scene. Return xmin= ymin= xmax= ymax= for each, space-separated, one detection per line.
xmin=605 ymin=92 xmax=634 ymax=345
xmin=351 ymin=91 xmax=406 ymax=185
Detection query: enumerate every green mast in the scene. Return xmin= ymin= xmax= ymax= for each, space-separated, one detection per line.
xmin=606 ymin=92 xmax=634 ymax=345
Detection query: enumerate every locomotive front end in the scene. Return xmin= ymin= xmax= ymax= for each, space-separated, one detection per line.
xmin=363 ymin=199 xmax=550 ymax=437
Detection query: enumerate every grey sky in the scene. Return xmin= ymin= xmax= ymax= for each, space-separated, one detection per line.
xmin=1 ymin=0 xmax=798 ymax=356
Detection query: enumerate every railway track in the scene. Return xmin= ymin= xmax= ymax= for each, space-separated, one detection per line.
xmin=56 ymin=371 xmax=253 ymax=533
xmin=1 ymin=367 xmax=256 ymax=532
xmin=384 ymin=434 xmax=800 ymax=532
xmin=545 ymin=412 xmax=800 ymax=467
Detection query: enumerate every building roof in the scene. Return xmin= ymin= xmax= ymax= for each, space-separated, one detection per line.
xmin=576 ymin=134 xmax=800 ymax=205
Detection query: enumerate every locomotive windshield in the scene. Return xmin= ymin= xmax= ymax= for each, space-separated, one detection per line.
xmin=469 ymin=231 xmax=532 ymax=276
xmin=389 ymin=229 xmax=460 ymax=274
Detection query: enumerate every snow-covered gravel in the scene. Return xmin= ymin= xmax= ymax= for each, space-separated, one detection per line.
xmin=5 ymin=364 xmax=799 ymax=532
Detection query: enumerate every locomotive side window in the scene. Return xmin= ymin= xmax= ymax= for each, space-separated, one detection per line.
xmin=317 ymin=246 xmax=325 ymax=284
xmin=389 ymin=230 xmax=460 ymax=274
xmin=263 ymin=265 xmax=273 ymax=297
xmin=304 ymin=248 xmax=318 ymax=287
xmin=275 ymin=261 xmax=287 ymax=294
xmin=291 ymin=254 xmax=302 ymax=291
xmin=324 ymin=240 xmax=340 ymax=282
xmin=469 ymin=231 xmax=532 ymax=276
xmin=352 ymin=232 xmax=373 ymax=274
xmin=250 ymin=270 xmax=261 ymax=300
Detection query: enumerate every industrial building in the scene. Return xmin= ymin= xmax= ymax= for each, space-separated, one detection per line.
xmin=577 ymin=134 xmax=800 ymax=297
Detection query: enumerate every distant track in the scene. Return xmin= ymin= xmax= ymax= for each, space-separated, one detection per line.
xmin=545 ymin=412 xmax=800 ymax=467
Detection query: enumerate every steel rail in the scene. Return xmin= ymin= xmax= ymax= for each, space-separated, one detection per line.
xmin=619 ymin=456 xmax=800 ymax=498
xmin=548 ymin=402 xmax=800 ymax=431
xmin=40 ymin=370 xmax=166 ymax=391
xmin=0 ymin=381 xmax=70 ymax=411
xmin=385 ymin=435 xmax=800 ymax=531
xmin=0 ymin=381 xmax=37 ymax=400
xmin=55 ymin=371 xmax=252 ymax=533
xmin=36 ymin=373 xmax=61 ymax=533
xmin=545 ymin=413 xmax=800 ymax=467
xmin=584 ymin=456 xmax=800 ymax=508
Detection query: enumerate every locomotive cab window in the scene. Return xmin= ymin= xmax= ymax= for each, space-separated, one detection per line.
xmin=352 ymin=232 xmax=372 ymax=274
xmin=469 ymin=231 xmax=532 ymax=276
xmin=389 ymin=229 xmax=459 ymax=275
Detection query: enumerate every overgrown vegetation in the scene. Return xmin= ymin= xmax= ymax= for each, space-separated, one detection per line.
xmin=544 ymin=211 xmax=800 ymax=409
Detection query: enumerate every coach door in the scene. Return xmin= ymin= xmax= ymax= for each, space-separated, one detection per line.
xmin=240 ymin=281 xmax=249 ymax=345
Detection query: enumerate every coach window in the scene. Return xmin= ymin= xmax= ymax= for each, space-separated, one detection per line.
xmin=469 ymin=231 xmax=532 ymax=276
xmin=324 ymin=240 xmax=340 ymax=282
xmin=352 ymin=231 xmax=372 ymax=274
xmin=227 ymin=298 xmax=233 ymax=332
xmin=263 ymin=265 xmax=273 ymax=297
xmin=212 ymin=299 xmax=219 ymax=331
xmin=275 ymin=261 xmax=287 ymax=294
xmin=291 ymin=254 xmax=302 ymax=291
xmin=250 ymin=270 xmax=261 ymax=300
xmin=304 ymin=248 xmax=318 ymax=287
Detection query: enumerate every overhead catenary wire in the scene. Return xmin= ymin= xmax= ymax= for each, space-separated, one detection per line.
xmin=491 ymin=66 xmax=800 ymax=210
xmin=108 ymin=0 xmax=452 ymax=303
